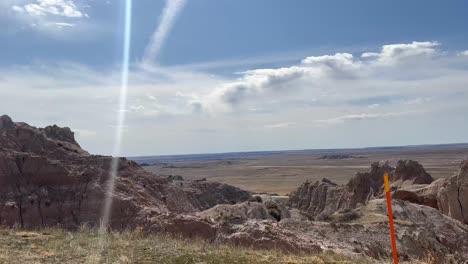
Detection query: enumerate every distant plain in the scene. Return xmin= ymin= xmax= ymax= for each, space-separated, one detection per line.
xmin=134 ymin=144 xmax=468 ymax=195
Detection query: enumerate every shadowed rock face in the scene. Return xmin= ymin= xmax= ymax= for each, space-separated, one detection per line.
xmin=0 ymin=115 xmax=250 ymax=229
xmin=346 ymin=161 xmax=393 ymax=206
xmin=391 ymin=160 xmax=434 ymax=185
xmin=287 ymin=178 xmax=342 ymax=220
xmin=288 ymin=161 xmax=393 ymax=219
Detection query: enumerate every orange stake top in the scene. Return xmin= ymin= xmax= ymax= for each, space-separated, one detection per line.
xmin=384 ymin=172 xmax=399 ymax=264
xmin=384 ymin=172 xmax=390 ymax=192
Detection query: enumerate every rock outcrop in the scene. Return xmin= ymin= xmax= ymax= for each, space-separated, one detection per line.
xmin=288 ymin=161 xmax=393 ymax=219
xmin=390 ymin=160 xmax=434 ymax=185
xmin=391 ymin=181 xmax=442 ymax=209
xmin=0 ymin=115 xmax=250 ymax=229
xmin=389 ymin=160 xmax=468 ymax=224
xmin=197 ymin=202 xmax=277 ymax=224
xmin=152 ymin=199 xmax=468 ymax=262
xmin=388 ymin=160 xmax=438 ymax=208
xmin=288 ymin=160 xmax=442 ymax=220
xmin=284 ymin=199 xmax=468 ymax=262
xmin=438 ymin=161 xmax=468 ymax=224
xmin=198 ymin=196 xmax=290 ymax=224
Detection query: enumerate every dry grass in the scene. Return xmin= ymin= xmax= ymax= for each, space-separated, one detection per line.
xmin=0 ymin=226 xmax=381 ymax=264
xmin=0 ymin=226 xmax=439 ymax=263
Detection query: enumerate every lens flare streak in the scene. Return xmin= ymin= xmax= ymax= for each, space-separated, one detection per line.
xmin=99 ymin=0 xmax=133 ymax=234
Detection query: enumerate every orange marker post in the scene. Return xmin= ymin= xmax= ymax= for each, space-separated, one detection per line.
xmin=384 ymin=172 xmax=399 ymax=264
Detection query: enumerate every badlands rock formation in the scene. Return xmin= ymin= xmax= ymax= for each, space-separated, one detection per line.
xmin=2 ymin=115 xmax=468 ymax=262
xmin=153 ymin=193 xmax=468 ymax=262
xmin=390 ymin=160 xmax=468 ymax=224
xmin=288 ymin=161 xmax=393 ymax=219
xmin=288 ymin=157 xmax=468 ymax=223
xmin=390 ymin=160 xmax=434 ymax=185
xmin=437 ymin=160 xmax=468 ymax=224
xmin=0 ymin=115 xmax=250 ymax=228
xmin=286 ymin=158 xmax=468 ymax=261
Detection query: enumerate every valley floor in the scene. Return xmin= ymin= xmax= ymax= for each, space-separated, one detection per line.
xmin=141 ymin=144 xmax=468 ymax=195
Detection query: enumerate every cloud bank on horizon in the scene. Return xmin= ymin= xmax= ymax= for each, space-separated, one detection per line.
xmin=1 ymin=1 xmax=468 ymax=156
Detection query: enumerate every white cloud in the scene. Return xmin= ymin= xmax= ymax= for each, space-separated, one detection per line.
xmin=459 ymin=50 xmax=468 ymax=56
xmin=206 ymin=66 xmax=312 ymax=110
xmin=361 ymin=52 xmax=379 ymax=58
xmin=1 ymin=41 xmax=467 ymax=155
xmin=12 ymin=0 xmax=87 ymax=18
xmin=301 ymin=53 xmax=359 ymax=71
xmin=7 ymin=0 xmax=89 ymax=33
xmin=315 ymin=112 xmax=409 ymax=126
xmin=199 ymin=41 xmax=451 ymax=113
xmin=55 ymin=22 xmax=74 ymax=27
xmin=403 ymin=97 xmax=431 ymax=105
xmin=129 ymin=105 xmax=145 ymax=112
xmin=147 ymin=95 xmax=158 ymax=101
xmin=264 ymin=122 xmax=296 ymax=129
xmin=363 ymin=41 xmax=439 ymax=65
xmin=11 ymin=5 xmax=24 ymax=13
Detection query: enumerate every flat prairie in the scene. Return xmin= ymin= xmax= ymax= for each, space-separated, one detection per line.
xmin=137 ymin=144 xmax=468 ymax=195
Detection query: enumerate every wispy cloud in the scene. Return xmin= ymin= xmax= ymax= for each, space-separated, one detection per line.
xmin=12 ymin=0 xmax=87 ymax=18
xmin=459 ymin=50 xmax=468 ymax=56
xmin=55 ymin=22 xmax=75 ymax=27
xmin=315 ymin=112 xmax=410 ymax=126
xmin=7 ymin=0 xmax=89 ymax=33
xmin=264 ymin=122 xmax=297 ymax=129
xmin=403 ymin=97 xmax=431 ymax=105
xmin=143 ymin=0 xmax=187 ymax=65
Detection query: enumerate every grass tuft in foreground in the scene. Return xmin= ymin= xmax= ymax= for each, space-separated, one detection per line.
xmin=0 ymin=226 xmax=433 ymax=264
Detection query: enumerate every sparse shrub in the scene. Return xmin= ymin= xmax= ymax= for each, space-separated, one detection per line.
xmin=264 ymin=200 xmax=281 ymax=221
xmin=248 ymin=196 xmax=263 ymax=203
xmin=328 ymin=210 xmax=361 ymax=223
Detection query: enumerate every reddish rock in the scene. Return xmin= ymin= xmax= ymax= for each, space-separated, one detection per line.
xmin=0 ymin=115 xmax=250 ymax=229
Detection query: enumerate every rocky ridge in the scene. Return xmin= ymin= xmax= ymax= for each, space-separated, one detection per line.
xmin=0 ymin=115 xmax=250 ymax=229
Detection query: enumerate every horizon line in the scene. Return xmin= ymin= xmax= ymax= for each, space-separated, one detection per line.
xmin=128 ymin=141 xmax=468 ymax=159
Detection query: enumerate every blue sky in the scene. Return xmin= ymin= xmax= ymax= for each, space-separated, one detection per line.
xmin=3 ymin=0 xmax=468 ymax=68
xmin=1 ymin=0 xmax=468 ymax=156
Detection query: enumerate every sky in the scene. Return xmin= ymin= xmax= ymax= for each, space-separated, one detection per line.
xmin=1 ymin=0 xmax=468 ymax=156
